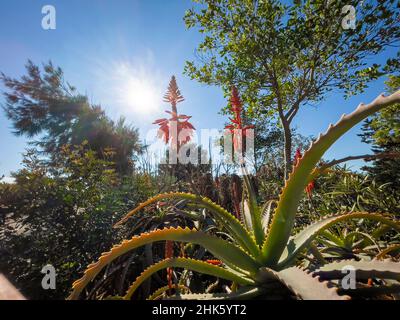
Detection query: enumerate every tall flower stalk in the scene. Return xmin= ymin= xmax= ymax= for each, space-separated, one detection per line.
xmin=153 ymin=76 xmax=195 ymax=150
xmin=225 ymin=87 xmax=254 ymax=162
xmin=153 ymin=76 xmax=195 ymax=291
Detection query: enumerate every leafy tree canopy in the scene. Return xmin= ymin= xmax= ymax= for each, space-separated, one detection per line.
xmin=1 ymin=61 xmax=142 ymax=174
xmin=360 ymin=74 xmax=400 ymax=189
xmin=184 ymin=0 xmax=400 ymax=177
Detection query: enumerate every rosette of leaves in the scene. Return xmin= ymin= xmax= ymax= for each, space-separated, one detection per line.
xmin=68 ymin=91 xmax=400 ymax=300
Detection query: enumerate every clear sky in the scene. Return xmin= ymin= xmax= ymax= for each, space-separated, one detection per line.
xmin=0 ymin=0 xmax=396 ymax=179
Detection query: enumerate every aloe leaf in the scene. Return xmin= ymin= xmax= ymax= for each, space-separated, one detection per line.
xmin=344 ymin=231 xmax=378 ymax=249
xmin=319 ymin=230 xmax=345 ymax=247
xmin=114 ymin=192 xmax=260 ymax=258
xmin=258 ymin=267 xmax=350 ymax=300
xmin=166 ymin=286 xmax=264 ymax=300
xmin=103 ymin=296 xmax=124 ymax=300
xmin=147 ymin=285 xmax=190 ymax=300
xmin=241 ymin=200 xmax=253 ymax=230
xmin=372 ymin=225 xmax=392 ymax=238
xmin=338 ymin=283 xmax=400 ymax=297
xmin=124 ymin=258 xmax=256 ymax=299
xmin=308 ymin=242 xmax=327 ymax=265
xmin=263 ymin=91 xmax=400 ymax=266
xmin=278 ymin=212 xmax=400 ymax=268
xmin=315 ymin=259 xmax=400 ymax=281
xmin=68 ymin=227 xmax=260 ymax=300
xmin=260 ymin=200 xmax=276 ymax=233
xmin=376 ymin=244 xmax=400 ymax=260
xmin=242 ymin=166 xmax=264 ymax=247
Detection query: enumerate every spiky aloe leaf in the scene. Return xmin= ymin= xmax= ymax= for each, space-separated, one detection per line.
xmin=372 ymin=225 xmax=392 ymax=238
xmin=260 ymin=200 xmax=276 ymax=233
xmin=315 ymin=259 xmax=400 ymax=281
xmin=263 ymin=91 xmax=400 ymax=266
xmin=147 ymin=285 xmax=190 ymax=300
xmin=124 ymin=258 xmax=256 ymax=299
xmin=114 ymin=192 xmax=260 ymax=258
xmin=166 ymin=287 xmax=264 ymax=300
xmin=258 ymin=267 xmax=350 ymax=300
xmin=344 ymin=231 xmax=379 ymax=250
xmin=278 ymin=212 xmax=400 ymax=268
xmin=242 ymin=166 xmax=264 ymax=247
xmin=68 ymin=227 xmax=260 ymax=300
xmin=103 ymin=296 xmax=124 ymax=300
xmin=338 ymin=283 xmax=400 ymax=297
xmin=320 ymin=230 xmax=345 ymax=247
xmin=309 ymin=243 xmax=327 ymax=265
xmin=376 ymin=245 xmax=400 ymax=260
xmin=241 ymin=200 xmax=253 ymax=230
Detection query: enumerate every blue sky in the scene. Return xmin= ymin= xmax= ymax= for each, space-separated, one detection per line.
xmin=0 ymin=0 xmax=396 ymax=179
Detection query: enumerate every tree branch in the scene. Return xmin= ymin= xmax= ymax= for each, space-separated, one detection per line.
xmin=317 ymin=152 xmax=400 ymax=172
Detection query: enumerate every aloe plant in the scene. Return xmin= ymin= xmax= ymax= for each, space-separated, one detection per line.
xmin=68 ymin=91 xmax=400 ymax=300
xmin=314 ymin=228 xmax=381 ymax=260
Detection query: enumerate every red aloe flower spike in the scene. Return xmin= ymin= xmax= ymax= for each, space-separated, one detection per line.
xmin=225 ymin=86 xmax=255 ymax=158
xmin=153 ymin=76 xmax=195 ymax=149
xmin=165 ymin=241 xmax=174 ymax=290
xmin=163 ymin=76 xmax=184 ymax=113
xmin=230 ymin=86 xmax=242 ymax=111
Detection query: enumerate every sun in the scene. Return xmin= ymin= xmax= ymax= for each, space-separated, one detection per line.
xmin=107 ymin=61 xmax=162 ymax=116
xmin=121 ymin=77 xmax=160 ymax=115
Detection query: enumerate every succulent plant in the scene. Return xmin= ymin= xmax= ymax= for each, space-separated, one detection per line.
xmin=68 ymin=90 xmax=400 ymax=300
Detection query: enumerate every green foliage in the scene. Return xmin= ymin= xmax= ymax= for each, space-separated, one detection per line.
xmin=0 ymin=143 xmax=154 ymax=299
xmin=360 ymin=74 xmax=400 ymax=189
xmin=302 ymin=168 xmax=400 ymax=216
xmin=185 ymin=0 xmax=399 ymax=102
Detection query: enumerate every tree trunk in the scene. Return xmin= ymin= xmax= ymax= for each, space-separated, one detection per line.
xmin=282 ymin=119 xmax=292 ymax=180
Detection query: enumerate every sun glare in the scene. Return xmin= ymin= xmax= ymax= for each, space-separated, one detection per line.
xmin=107 ymin=61 xmax=162 ymax=117
xmin=121 ymin=77 xmax=160 ymax=115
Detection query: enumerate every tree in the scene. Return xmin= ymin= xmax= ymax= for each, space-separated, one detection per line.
xmin=0 ymin=143 xmax=156 ymax=299
xmin=1 ymin=61 xmax=142 ymax=174
xmin=0 ymin=145 xmax=118 ymax=299
xmin=184 ymin=0 xmax=400 ymax=179
xmin=360 ymin=74 xmax=400 ymax=189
